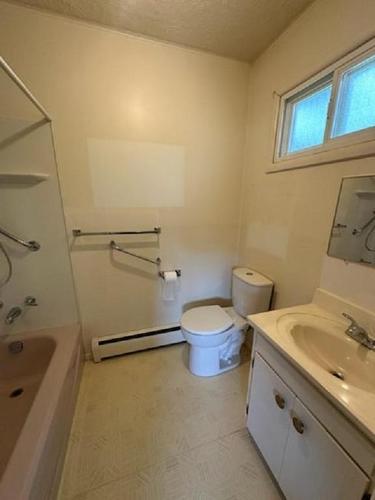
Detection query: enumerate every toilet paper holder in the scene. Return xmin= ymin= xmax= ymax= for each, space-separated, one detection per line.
xmin=159 ymin=269 xmax=182 ymax=279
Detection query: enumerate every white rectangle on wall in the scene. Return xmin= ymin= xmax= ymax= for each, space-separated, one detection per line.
xmin=88 ymin=138 xmax=185 ymax=208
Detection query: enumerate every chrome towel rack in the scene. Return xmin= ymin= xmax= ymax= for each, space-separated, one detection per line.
xmin=110 ymin=241 xmax=161 ymax=266
xmin=72 ymin=227 xmax=161 ymax=237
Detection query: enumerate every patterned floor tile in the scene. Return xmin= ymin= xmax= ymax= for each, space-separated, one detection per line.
xmin=58 ymin=344 xmax=282 ymax=500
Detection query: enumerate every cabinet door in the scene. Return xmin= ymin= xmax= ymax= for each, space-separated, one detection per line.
xmin=279 ymin=398 xmax=369 ymax=500
xmin=247 ymin=353 xmax=295 ymax=479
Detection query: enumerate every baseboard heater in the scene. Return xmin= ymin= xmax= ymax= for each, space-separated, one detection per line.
xmin=91 ymin=324 xmax=184 ymax=362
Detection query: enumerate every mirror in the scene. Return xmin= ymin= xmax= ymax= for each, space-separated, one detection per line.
xmin=328 ymin=175 xmax=375 ymax=265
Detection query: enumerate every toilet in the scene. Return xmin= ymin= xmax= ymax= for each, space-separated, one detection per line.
xmin=181 ymin=267 xmax=273 ymax=376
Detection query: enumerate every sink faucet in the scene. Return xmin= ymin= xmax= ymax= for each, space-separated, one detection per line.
xmin=5 ymin=306 xmax=22 ymax=325
xmin=342 ymin=313 xmax=375 ymax=351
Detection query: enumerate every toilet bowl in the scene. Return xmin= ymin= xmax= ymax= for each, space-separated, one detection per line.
xmin=182 ymin=305 xmax=246 ymax=376
xmin=181 ymin=268 xmax=273 ymax=377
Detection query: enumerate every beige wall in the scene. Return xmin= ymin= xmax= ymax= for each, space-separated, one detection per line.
xmin=0 ymin=1 xmax=250 ymax=351
xmin=238 ymin=0 xmax=375 ymax=309
xmin=320 ymin=256 xmax=375 ymax=312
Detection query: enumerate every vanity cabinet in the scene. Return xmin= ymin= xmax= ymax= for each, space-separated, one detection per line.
xmin=247 ymin=353 xmax=295 ymax=478
xmin=279 ymin=395 xmax=368 ymax=500
xmin=247 ymin=352 xmax=371 ymax=500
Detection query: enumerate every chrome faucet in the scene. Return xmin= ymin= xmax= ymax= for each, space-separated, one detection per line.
xmin=342 ymin=313 xmax=375 ymax=350
xmin=5 ymin=306 xmax=22 ymax=325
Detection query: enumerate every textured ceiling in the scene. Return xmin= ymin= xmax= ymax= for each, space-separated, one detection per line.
xmin=8 ymin=0 xmax=314 ymax=61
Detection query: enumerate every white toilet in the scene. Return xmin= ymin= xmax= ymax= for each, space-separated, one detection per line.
xmin=181 ymin=267 xmax=273 ymax=376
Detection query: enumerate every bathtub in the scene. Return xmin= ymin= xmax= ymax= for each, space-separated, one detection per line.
xmin=0 ymin=324 xmax=82 ymax=500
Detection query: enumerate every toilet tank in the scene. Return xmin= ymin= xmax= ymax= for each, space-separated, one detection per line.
xmin=232 ymin=267 xmax=273 ymax=317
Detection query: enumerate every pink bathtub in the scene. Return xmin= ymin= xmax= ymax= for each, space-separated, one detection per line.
xmin=0 ymin=324 xmax=82 ymax=500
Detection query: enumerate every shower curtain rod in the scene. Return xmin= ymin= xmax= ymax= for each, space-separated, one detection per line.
xmin=0 ymin=57 xmax=52 ymax=122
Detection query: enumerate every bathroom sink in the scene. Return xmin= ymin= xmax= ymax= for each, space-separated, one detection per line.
xmin=277 ymin=313 xmax=375 ymax=393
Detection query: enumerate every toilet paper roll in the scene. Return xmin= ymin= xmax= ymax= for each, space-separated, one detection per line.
xmin=162 ymin=271 xmax=177 ymax=301
xmin=163 ymin=271 xmax=178 ymax=282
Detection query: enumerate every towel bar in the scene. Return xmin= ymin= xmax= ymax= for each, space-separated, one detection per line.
xmin=73 ymin=227 xmax=161 ymax=237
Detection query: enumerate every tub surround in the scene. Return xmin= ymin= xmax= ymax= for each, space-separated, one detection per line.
xmin=0 ymin=46 xmax=83 ymax=500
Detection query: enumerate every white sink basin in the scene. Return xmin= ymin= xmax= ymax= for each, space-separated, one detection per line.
xmin=277 ymin=312 xmax=375 ymax=394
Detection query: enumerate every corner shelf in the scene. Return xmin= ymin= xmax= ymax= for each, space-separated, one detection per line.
xmin=0 ymin=173 xmax=49 ymax=185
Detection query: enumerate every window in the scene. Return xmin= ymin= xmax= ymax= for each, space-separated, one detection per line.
xmin=282 ymin=78 xmax=332 ymax=155
xmin=274 ymin=40 xmax=375 ymax=170
xmin=332 ymin=54 xmax=375 ymax=137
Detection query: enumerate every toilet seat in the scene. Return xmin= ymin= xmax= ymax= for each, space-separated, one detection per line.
xmin=181 ymin=305 xmax=234 ymax=335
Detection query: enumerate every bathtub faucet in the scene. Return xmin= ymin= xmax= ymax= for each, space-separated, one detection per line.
xmin=5 ymin=306 xmax=23 ymax=325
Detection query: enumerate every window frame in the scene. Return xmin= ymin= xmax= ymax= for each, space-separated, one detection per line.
xmin=271 ymin=38 xmax=375 ymax=172
xmin=280 ymin=74 xmax=333 ymax=157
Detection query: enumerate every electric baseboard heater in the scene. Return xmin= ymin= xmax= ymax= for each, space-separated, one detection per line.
xmin=91 ymin=324 xmax=184 ymax=362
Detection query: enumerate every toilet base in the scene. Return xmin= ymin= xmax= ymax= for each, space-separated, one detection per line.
xmin=182 ymin=307 xmax=247 ymax=377
xmin=189 ymin=344 xmax=241 ymax=377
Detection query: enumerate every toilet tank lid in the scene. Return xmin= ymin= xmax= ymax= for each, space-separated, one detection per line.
xmin=181 ymin=306 xmax=233 ymax=335
xmin=233 ymin=267 xmax=273 ymax=287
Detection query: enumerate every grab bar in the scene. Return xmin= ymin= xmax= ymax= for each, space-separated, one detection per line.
xmin=0 ymin=226 xmax=40 ymax=251
xmin=73 ymin=227 xmax=161 ymax=237
xmin=110 ymin=240 xmax=161 ymax=266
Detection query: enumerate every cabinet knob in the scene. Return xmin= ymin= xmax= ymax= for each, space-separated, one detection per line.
xmin=274 ymin=393 xmax=286 ymax=409
xmin=292 ymin=416 xmax=305 ymax=434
